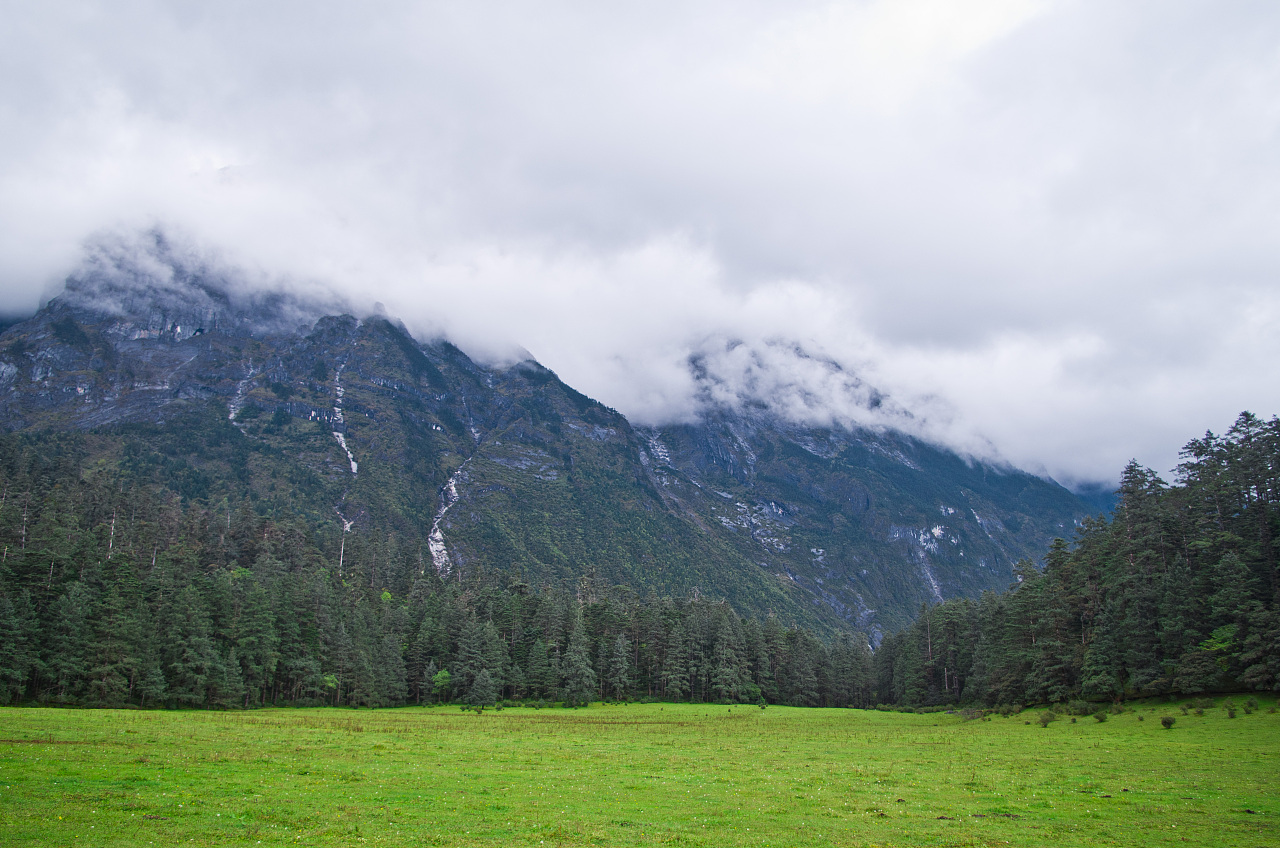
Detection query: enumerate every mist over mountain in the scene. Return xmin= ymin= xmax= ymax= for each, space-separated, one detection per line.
xmin=0 ymin=236 xmax=1092 ymax=637
xmin=6 ymin=3 xmax=1278 ymax=487
xmin=58 ymin=230 xmax=348 ymax=338
xmin=42 ymin=231 xmax=1015 ymax=472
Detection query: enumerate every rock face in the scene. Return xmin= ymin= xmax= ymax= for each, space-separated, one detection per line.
xmin=633 ymin=416 xmax=1085 ymax=638
xmin=0 ymin=237 xmax=1091 ymax=636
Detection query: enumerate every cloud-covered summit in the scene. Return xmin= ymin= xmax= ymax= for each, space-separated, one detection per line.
xmin=54 ymin=229 xmax=348 ymax=338
xmin=2 ymin=1 xmax=1279 ymax=483
xmin=684 ymin=337 xmax=914 ymax=431
xmin=44 ymin=230 xmax=984 ymax=465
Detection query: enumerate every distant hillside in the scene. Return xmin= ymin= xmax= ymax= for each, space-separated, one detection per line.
xmin=0 ymin=235 xmax=1092 ymax=636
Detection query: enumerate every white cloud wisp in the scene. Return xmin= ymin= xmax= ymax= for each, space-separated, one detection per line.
xmin=2 ymin=1 xmax=1278 ymax=483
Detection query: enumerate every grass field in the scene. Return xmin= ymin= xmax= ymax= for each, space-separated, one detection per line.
xmin=0 ymin=699 xmax=1275 ymax=847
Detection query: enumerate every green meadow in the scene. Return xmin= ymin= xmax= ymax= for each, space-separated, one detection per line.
xmin=0 ymin=701 xmax=1275 ymax=847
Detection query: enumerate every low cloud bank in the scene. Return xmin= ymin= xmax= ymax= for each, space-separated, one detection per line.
xmin=3 ymin=2 xmax=1279 ymax=484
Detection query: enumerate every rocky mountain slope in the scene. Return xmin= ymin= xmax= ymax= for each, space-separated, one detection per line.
xmin=0 ymin=235 xmax=1092 ymax=637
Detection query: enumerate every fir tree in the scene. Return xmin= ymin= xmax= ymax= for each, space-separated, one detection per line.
xmin=606 ymin=633 xmax=631 ymax=700
xmin=561 ymin=623 xmax=597 ymax=707
xmin=466 ymin=668 xmax=497 ymax=706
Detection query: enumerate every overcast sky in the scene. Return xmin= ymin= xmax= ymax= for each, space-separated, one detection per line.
xmin=2 ymin=0 xmax=1279 ymax=485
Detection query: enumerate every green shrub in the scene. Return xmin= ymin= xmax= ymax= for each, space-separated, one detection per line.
xmin=1161 ymin=716 xmax=1176 ymax=729
xmin=1093 ymin=710 xmax=1108 ymax=723
xmin=1039 ymin=711 xmax=1058 ymax=727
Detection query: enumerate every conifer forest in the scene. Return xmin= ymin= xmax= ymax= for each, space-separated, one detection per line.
xmin=876 ymin=412 xmax=1280 ymax=706
xmin=0 ymin=412 xmax=1276 ymax=710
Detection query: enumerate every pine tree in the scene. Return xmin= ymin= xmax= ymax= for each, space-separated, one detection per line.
xmin=211 ymin=647 xmax=246 ymax=708
xmin=85 ymin=586 xmax=139 ymax=706
xmin=525 ymin=638 xmax=554 ymax=699
xmin=710 ymin=638 xmax=743 ymax=703
xmin=135 ymin=649 xmax=167 ymax=708
xmin=46 ymin=581 xmax=95 ymax=703
xmin=561 ymin=622 xmax=596 ymax=707
xmin=786 ymin=631 xmax=821 ymax=707
xmin=408 ymin=619 xmax=435 ymax=703
xmin=1238 ymin=608 xmax=1280 ymax=690
xmin=164 ymin=585 xmax=223 ymax=707
xmin=232 ymin=577 xmax=278 ymax=707
xmin=0 ymin=586 xmax=31 ymax=703
xmin=466 ymin=668 xmax=497 ymax=706
xmin=606 ymin=633 xmax=631 ymax=700
xmin=507 ymin=663 xmax=527 ymax=700
xmin=376 ymin=631 xmax=409 ymax=705
xmin=1079 ymin=599 xmax=1123 ymax=701
xmin=829 ymin=632 xmax=872 ymax=707
xmin=455 ymin=618 xmax=487 ymax=693
xmin=661 ymin=622 xmax=690 ymax=702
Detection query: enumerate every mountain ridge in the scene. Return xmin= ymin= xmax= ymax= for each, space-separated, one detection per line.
xmin=0 ymin=243 xmax=1094 ymax=636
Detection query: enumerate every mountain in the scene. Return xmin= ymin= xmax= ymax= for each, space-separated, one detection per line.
xmin=0 ymin=235 xmax=1092 ymax=637
xmin=633 ymin=414 xmax=1089 ymax=637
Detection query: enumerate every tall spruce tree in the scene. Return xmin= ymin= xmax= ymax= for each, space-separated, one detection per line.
xmin=561 ymin=621 xmax=597 ymax=707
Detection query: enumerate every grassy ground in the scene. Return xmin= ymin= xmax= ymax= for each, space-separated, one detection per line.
xmin=0 ymin=699 xmax=1275 ymax=847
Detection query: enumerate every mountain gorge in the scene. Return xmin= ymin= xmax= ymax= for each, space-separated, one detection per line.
xmin=0 ymin=236 xmax=1092 ymax=638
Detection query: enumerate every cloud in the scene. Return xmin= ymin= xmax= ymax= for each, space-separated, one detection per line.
xmin=60 ymin=228 xmax=349 ymax=336
xmin=2 ymin=1 xmax=1279 ymax=484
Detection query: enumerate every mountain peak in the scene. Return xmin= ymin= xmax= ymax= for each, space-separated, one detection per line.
xmin=683 ymin=335 xmax=920 ymax=439
xmin=0 ymin=250 xmax=1092 ymax=634
xmin=53 ymin=228 xmax=347 ymax=339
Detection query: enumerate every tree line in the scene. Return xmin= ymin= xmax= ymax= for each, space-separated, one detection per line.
xmin=0 ymin=431 xmax=874 ymax=708
xmin=875 ymin=412 xmax=1280 ymax=706
xmin=8 ymin=412 xmax=1272 ymax=712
